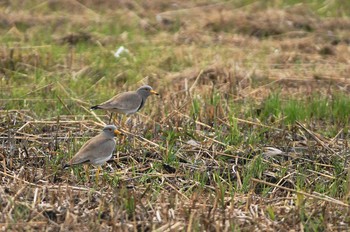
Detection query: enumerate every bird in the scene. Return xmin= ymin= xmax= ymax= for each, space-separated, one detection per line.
xmin=90 ymin=85 xmax=159 ymax=124
xmin=64 ymin=125 xmax=123 ymax=181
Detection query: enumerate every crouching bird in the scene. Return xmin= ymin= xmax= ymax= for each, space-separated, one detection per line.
xmin=63 ymin=125 xmax=123 ymax=182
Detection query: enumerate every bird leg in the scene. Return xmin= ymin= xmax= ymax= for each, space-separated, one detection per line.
xmin=136 ymin=114 xmax=142 ymax=133
xmin=113 ymin=113 xmax=118 ymax=125
xmin=126 ymin=116 xmax=133 ymax=131
xmin=83 ymin=164 xmax=90 ymax=182
xmin=109 ymin=112 xmax=122 ymax=126
xmin=95 ymin=166 xmax=101 ymax=183
xmin=108 ymin=112 xmax=113 ymax=124
xmin=113 ymin=113 xmax=125 ymax=127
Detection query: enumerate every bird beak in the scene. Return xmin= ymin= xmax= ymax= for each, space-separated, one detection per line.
xmin=150 ymin=90 xmax=159 ymax=95
xmin=114 ymin=129 xmax=123 ymax=136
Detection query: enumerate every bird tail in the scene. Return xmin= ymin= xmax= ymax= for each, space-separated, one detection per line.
xmin=90 ymin=105 xmax=101 ymax=110
xmin=62 ymin=163 xmax=70 ymax=169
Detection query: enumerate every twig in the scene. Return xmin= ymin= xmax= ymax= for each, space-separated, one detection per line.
xmin=189 ymin=69 xmax=204 ymax=96
xmin=160 ymin=99 xmax=191 ymax=124
xmin=330 ymin=128 xmax=343 ymax=144
xmin=22 ymin=83 xmax=54 ymax=97
xmin=251 ymin=178 xmax=349 ymax=207
xmin=56 ymin=94 xmax=73 ymax=115
xmin=165 ymin=181 xmax=189 ymax=201
xmin=79 ymin=105 xmax=106 ymax=126
xmin=218 ymin=116 xmax=284 ymax=132
xmin=296 ymin=121 xmax=341 ymax=159
xmin=175 ymin=110 xmax=212 ymax=129
xmin=17 ymin=121 xmax=31 ymax=132
xmin=120 ymin=129 xmax=166 ymax=151
xmin=0 ymin=170 xmax=102 ymax=195
xmin=233 ymin=77 xmax=283 ymax=101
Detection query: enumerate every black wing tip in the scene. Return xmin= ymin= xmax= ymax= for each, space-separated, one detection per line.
xmin=90 ymin=105 xmax=101 ymax=110
xmin=62 ymin=163 xmax=70 ymax=169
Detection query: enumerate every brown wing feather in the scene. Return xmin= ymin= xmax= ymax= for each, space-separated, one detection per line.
xmin=69 ymin=133 xmax=115 ymax=165
xmin=97 ymin=91 xmax=142 ymax=111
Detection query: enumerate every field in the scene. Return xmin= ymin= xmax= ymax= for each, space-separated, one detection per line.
xmin=1 ymin=0 xmax=350 ymax=231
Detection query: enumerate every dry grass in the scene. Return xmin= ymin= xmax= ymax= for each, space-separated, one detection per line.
xmin=1 ymin=0 xmax=350 ymax=231
xmin=2 ymin=110 xmax=350 ymax=231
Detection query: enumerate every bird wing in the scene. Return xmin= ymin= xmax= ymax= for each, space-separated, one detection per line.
xmin=97 ymin=91 xmax=142 ymax=111
xmin=69 ymin=133 xmax=116 ymax=165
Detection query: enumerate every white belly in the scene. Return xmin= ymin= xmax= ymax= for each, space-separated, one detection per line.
xmin=91 ymin=153 xmax=113 ymax=165
xmin=114 ymin=108 xmax=138 ymax=115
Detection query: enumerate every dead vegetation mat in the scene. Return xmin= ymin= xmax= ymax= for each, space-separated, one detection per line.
xmin=1 ymin=109 xmax=350 ymax=231
xmin=1 ymin=0 xmax=350 ymax=231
